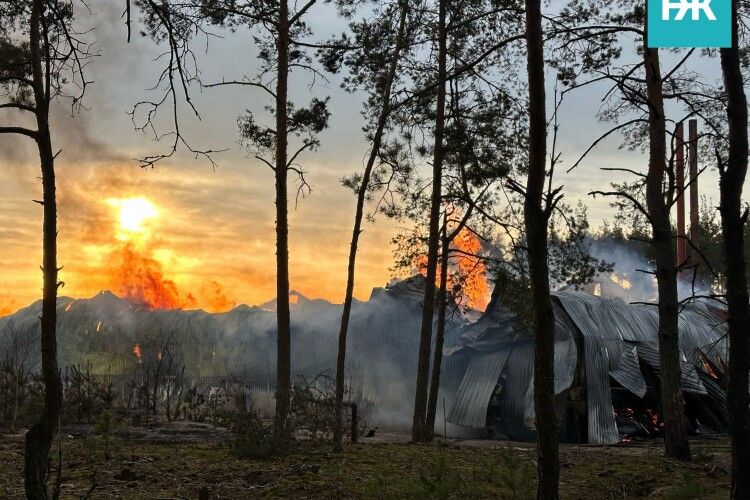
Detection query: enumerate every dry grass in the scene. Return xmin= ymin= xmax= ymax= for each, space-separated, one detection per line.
xmin=0 ymin=428 xmax=731 ymax=499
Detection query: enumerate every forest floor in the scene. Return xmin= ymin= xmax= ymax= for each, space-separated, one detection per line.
xmin=0 ymin=423 xmax=731 ymax=499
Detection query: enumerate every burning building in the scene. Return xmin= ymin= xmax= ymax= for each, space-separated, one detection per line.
xmin=0 ymin=266 xmax=729 ymax=442
xmin=441 ymin=290 xmax=728 ymax=444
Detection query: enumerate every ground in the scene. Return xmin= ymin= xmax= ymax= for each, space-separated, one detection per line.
xmin=0 ymin=424 xmax=731 ymax=499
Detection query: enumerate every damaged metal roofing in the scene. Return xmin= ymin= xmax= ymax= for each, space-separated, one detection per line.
xmin=443 ymin=291 xmax=728 ymax=445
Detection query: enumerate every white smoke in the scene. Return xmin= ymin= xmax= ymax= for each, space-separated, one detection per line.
xmin=588 ymin=238 xmax=712 ymax=303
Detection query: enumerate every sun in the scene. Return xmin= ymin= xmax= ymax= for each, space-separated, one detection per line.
xmin=107 ymin=197 xmax=159 ymax=241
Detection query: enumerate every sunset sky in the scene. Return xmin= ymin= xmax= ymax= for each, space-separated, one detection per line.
xmin=0 ymin=1 xmax=734 ymax=315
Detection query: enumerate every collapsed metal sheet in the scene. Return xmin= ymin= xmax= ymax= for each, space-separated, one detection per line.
xmin=584 ymin=338 xmax=620 ymax=444
xmin=447 ymin=348 xmax=511 ymax=428
xmin=505 ymin=340 xmax=535 ymax=429
xmin=554 ymin=333 xmax=577 ymax=394
xmin=554 ymin=293 xmax=621 ymax=342
xmin=444 ymin=301 xmax=517 ymax=356
xmin=678 ymin=309 xmax=728 ymax=365
xmin=443 ymin=290 xmax=726 ymax=443
xmin=552 ymin=302 xmax=579 ymax=395
xmin=609 ymin=345 xmax=647 ymax=398
xmin=697 ymin=371 xmax=729 ymax=421
xmin=555 ymin=293 xmax=716 ymax=396
xmin=541 ymin=293 xmax=723 ymax=442
xmin=522 ymin=329 xmax=579 ymax=425
xmin=634 ymin=343 xmax=707 ymax=395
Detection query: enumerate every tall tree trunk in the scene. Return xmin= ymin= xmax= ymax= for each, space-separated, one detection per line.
xmin=273 ymin=0 xmax=291 ymax=441
xmin=524 ymin=0 xmax=559 ymax=498
xmin=412 ymin=0 xmax=447 ymax=444
xmin=643 ymin=41 xmax=691 ymax=460
xmin=24 ymin=1 xmax=63 ymax=497
xmin=719 ymin=3 xmax=750 ymax=496
xmin=425 ymin=224 xmax=449 ymax=440
xmin=332 ymin=2 xmax=408 ymax=453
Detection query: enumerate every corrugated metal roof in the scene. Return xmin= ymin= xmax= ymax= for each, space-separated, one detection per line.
xmin=634 ymin=343 xmax=707 ymax=395
xmin=443 ymin=291 xmax=727 ymax=444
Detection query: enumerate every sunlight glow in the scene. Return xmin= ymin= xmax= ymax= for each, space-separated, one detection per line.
xmin=107 ymin=197 xmax=158 ymax=241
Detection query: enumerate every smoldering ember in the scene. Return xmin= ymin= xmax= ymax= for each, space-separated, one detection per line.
xmin=2 ymin=0 xmax=750 ymax=499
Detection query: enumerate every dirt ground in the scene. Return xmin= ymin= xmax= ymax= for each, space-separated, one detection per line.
xmin=0 ymin=424 xmax=731 ymax=499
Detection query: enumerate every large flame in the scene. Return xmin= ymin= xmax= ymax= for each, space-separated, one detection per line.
xmin=450 ymin=228 xmax=490 ymax=310
xmin=413 ymin=226 xmax=490 ymax=311
xmin=101 ymin=197 xmax=235 ymax=312
xmin=113 ymin=242 xmax=194 ymax=309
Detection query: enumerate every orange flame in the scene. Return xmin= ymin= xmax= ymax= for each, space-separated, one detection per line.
xmin=698 ymin=351 xmax=719 ymax=380
xmin=113 ymin=242 xmax=193 ymax=310
xmin=203 ymin=280 xmax=236 ymax=311
xmin=132 ymin=343 xmax=142 ymax=361
xmin=98 ymin=196 xmax=236 ymax=312
xmin=413 ymin=227 xmax=490 ymax=311
xmin=107 ymin=243 xmax=236 ymax=312
xmin=702 ymin=360 xmax=718 ymax=380
xmin=450 ymin=228 xmax=490 ymax=310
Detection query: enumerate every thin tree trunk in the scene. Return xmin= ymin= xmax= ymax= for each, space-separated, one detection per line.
xmin=24 ymin=1 xmax=63 ymax=497
xmin=273 ymin=0 xmax=292 ymax=441
xmin=643 ymin=40 xmax=691 ymax=461
xmin=524 ymin=0 xmax=558 ymax=497
xmin=332 ymin=2 xmax=408 ymax=453
xmin=12 ymin=376 xmax=19 ymax=432
xmin=425 ymin=224 xmax=449 ymax=440
xmin=412 ymin=0 xmax=447 ymax=444
xmin=719 ymin=3 xmax=750 ymax=496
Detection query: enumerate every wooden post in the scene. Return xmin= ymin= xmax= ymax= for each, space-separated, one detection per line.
xmin=675 ymin=122 xmax=686 ymax=269
xmin=688 ymin=119 xmax=699 ymax=268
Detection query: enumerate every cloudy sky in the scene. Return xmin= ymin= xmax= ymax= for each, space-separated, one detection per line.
xmin=0 ymin=0 xmax=733 ymax=314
